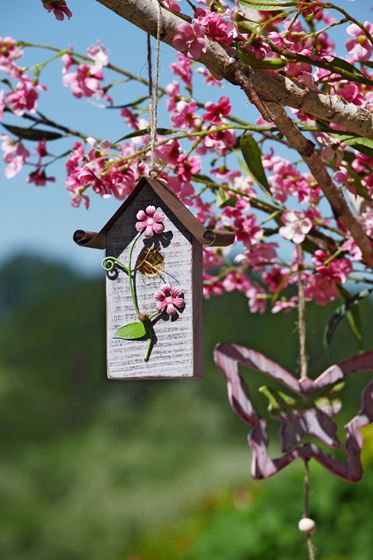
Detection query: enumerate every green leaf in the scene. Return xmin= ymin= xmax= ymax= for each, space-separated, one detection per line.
xmin=216 ymin=188 xmax=237 ymax=208
xmin=2 ymin=123 xmax=63 ymax=141
xmin=329 ymin=56 xmax=367 ymax=80
xmin=237 ymin=46 xmax=287 ymax=69
xmin=239 ymin=0 xmax=295 ymax=11
xmin=113 ymin=321 xmax=147 ymax=340
xmin=323 ymin=287 xmax=372 ymax=351
xmin=240 ymin=135 xmax=269 ymax=190
xmin=343 ymin=137 xmax=373 ymax=158
xmin=115 ymin=127 xmax=175 ymax=143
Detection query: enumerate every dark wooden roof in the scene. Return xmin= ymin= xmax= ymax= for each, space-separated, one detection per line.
xmin=73 ymin=176 xmax=235 ymax=249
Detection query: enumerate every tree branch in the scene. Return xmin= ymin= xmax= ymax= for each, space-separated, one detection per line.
xmin=263 ymin=101 xmax=373 ymax=268
xmin=96 ymin=0 xmax=373 ymax=140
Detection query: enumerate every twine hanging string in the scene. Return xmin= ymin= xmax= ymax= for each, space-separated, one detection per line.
xmin=146 ymin=0 xmax=162 ymax=175
xmin=297 ymin=245 xmax=317 ymax=560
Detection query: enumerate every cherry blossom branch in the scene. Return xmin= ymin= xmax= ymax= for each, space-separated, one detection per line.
xmin=263 ymin=101 xmax=373 ymax=267
xmin=95 ymin=0 xmax=373 ymax=140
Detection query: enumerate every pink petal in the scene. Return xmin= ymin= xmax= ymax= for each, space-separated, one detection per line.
xmin=136 ymin=209 xmax=146 ymax=220
xmin=135 ymin=221 xmax=146 ymax=233
xmin=152 ymin=222 xmax=164 ymax=234
xmin=146 ymin=205 xmax=156 ymax=216
xmin=144 ymin=225 xmax=154 ymax=238
xmin=166 ymin=303 xmax=177 ymax=315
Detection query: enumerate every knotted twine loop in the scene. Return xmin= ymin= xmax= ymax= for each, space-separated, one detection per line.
xmin=147 ymin=0 xmax=162 ymax=177
xmin=297 ymin=245 xmax=317 ymax=560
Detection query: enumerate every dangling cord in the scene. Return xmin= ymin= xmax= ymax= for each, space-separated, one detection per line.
xmin=297 ymin=245 xmax=317 ymax=560
xmin=146 ymin=0 xmax=162 ymax=176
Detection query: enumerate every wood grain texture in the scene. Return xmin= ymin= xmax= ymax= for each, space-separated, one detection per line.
xmin=106 ymin=182 xmax=203 ymax=379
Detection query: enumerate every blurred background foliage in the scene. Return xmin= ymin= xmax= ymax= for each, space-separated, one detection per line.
xmin=0 ymin=253 xmax=373 ymax=560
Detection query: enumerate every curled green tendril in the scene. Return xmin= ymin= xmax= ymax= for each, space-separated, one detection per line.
xmin=102 ymin=256 xmax=129 ymax=274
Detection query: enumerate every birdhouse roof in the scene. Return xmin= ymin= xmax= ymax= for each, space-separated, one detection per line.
xmin=73 ymin=176 xmax=235 ymax=249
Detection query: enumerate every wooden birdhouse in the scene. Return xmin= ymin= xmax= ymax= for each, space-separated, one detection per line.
xmin=73 ymin=176 xmax=234 ymax=380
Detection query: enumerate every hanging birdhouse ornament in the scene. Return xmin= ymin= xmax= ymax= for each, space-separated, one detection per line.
xmin=74 ymin=176 xmax=234 ymax=380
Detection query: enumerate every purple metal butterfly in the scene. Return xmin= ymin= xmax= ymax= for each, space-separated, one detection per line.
xmin=214 ymin=343 xmax=373 ymax=482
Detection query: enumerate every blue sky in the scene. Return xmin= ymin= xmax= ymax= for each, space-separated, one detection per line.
xmin=1 ymin=1 xmax=371 ymax=272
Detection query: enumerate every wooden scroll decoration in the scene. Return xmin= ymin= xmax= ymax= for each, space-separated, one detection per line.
xmin=214 ymin=343 xmax=373 ymax=482
xmin=73 ymin=176 xmax=234 ymax=380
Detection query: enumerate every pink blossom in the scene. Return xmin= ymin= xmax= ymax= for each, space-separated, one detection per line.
xmin=135 ymin=206 xmax=165 ymax=238
xmin=1 ymin=135 xmax=29 ymax=178
xmin=246 ymin=283 xmax=267 ymax=314
xmin=156 ymin=139 xmax=181 ymax=166
xmin=27 ymin=168 xmax=56 ymax=187
xmin=236 ymin=242 xmax=278 ymax=270
xmin=204 ymin=129 xmax=236 ymax=155
xmin=0 ymin=37 xmax=23 ymax=77
xmin=176 ymin=155 xmax=201 ymax=182
xmin=346 ymin=22 xmax=373 ymax=62
xmin=160 ymin=0 xmax=181 ymax=11
xmin=87 ymin=42 xmax=109 ymax=68
xmin=165 ymin=81 xmax=181 ymax=112
xmin=166 ymin=176 xmax=195 ymax=205
xmin=222 ymin=271 xmax=252 ymax=294
xmin=6 ymin=78 xmax=42 ymax=116
xmin=197 ymin=67 xmax=222 ymax=87
xmin=272 ymin=297 xmax=298 ymax=314
xmin=170 ymin=99 xmax=198 ymax=129
xmin=120 ymin=108 xmax=139 ymax=130
xmin=172 ymin=22 xmax=207 ymax=59
xmin=0 ymin=90 xmax=5 ymax=120
xmin=43 ymin=0 xmax=72 ymax=20
xmin=203 ymin=96 xmax=231 ymax=123
xmin=203 ymin=247 xmax=224 ymax=271
xmin=279 ymin=211 xmax=312 ymax=244
xmin=170 ymin=53 xmax=192 ymax=87
xmin=63 ymin=64 xmax=104 ymax=99
xmin=234 ymin=213 xmax=262 ymax=246
xmin=203 ymin=274 xmax=224 ymax=299
xmin=195 ymin=8 xmax=236 ymax=45
xmin=154 ymin=284 xmax=185 ymax=316
xmin=262 ymin=267 xmax=289 ymax=293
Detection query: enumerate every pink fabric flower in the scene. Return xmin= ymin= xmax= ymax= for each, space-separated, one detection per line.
xmin=279 ymin=211 xmax=312 ymax=244
xmin=203 ymin=96 xmax=231 ymax=123
xmin=346 ymin=22 xmax=373 ymax=62
xmin=43 ymin=0 xmax=72 ymax=20
xmin=154 ymin=284 xmax=185 ymax=316
xmin=172 ymin=22 xmax=207 ymax=59
xmin=135 ymin=206 xmax=165 ymax=238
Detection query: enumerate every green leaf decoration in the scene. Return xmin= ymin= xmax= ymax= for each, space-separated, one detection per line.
xmin=239 ymin=0 xmax=295 ymax=11
xmin=240 ymin=135 xmax=269 ymax=190
xmin=323 ymin=287 xmax=373 ymax=351
xmin=216 ymin=188 xmax=237 ymax=208
xmin=113 ymin=321 xmax=147 ymax=340
xmin=115 ymin=127 xmax=175 ymax=143
xmin=237 ymin=45 xmax=286 ymax=69
xmin=259 ymin=385 xmax=297 ymax=415
xmin=2 ymin=123 xmax=63 ymax=141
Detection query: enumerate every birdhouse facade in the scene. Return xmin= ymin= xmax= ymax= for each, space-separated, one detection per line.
xmin=105 ymin=181 xmax=202 ymax=380
xmin=73 ymin=176 xmax=234 ymax=381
